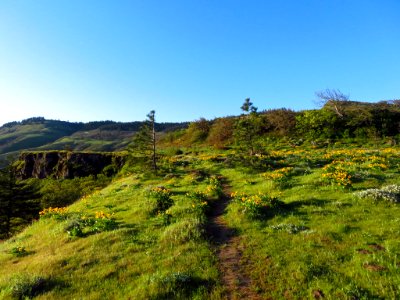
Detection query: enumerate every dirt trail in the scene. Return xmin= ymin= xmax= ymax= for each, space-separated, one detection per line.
xmin=206 ymin=184 xmax=261 ymax=300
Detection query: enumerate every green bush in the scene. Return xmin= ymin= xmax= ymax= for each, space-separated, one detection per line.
xmin=34 ymin=175 xmax=110 ymax=208
xmin=10 ymin=275 xmax=46 ymax=299
xmin=231 ymin=192 xmax=283 ymax=218
xmin=148 ymin=186 xmax=173 ymax=213
xmin=64 ymin=212 xmax=118 ymax=237
xmin=9 ymin=246 xmax=28 ymax=257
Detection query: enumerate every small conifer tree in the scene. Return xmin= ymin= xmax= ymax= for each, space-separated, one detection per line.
xmin=234 ymin=98 xmax=261 ymax=156
xmin=130 ymin=110 xmax=157 ymax=172
xmin=0 ymin=165 xmax=40 ymax=238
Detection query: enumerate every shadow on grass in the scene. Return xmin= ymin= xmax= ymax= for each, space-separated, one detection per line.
xmin=149 ymin=274 xmax=215 ymax=300
xmin=10 ymin=276 xmax=68 ymax=300
xmin=270 ymin=198 xmax=332 ymax=219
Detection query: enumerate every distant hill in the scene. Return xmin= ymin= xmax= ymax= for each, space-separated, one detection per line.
xmin=0 ymin=117 xmax=188 ymax=165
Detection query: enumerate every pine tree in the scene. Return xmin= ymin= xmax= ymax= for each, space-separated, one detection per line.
xmin=234 ymin=98 xmax=262 ymax=156
xmin=130 ymin=110 xmax=157 ymax=172
xmin=0 ymin=165 xmax=40 ymax=239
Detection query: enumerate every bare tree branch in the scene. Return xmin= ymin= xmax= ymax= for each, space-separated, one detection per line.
xmin=315 ymin=89 xmax=350 ymax=118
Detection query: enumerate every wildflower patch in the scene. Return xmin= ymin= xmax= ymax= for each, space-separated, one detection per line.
xmin=231 ymin=192 xmax=284 ymax=218
xmin=186 ymin=191 xmax=209 ymax=214
xmin=148 ymin=186 xmax=173 ymax=213
xmin=39 ymin=207 xmax=69 ymax=220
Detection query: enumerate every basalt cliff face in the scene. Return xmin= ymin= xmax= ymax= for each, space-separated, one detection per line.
xmin=15 ymin=151 xmax=125 ymax=179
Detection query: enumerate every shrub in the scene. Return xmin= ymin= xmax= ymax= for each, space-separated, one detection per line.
xmin=205 ymin=176 xmax=223 ymax=197
xmin=207 ymin=117 xmax=235 ymax=148
xmin=268 ymin=223 xmax=309 ymax=234
xmin=39 ymin=207 xmax=69 ymax=220
xmin=10 ymin=246 xmax=28 ymax=257
xmin=262 ymin=167 xmax=294 ymax=186
xmin=37 ymin=176 xmax=111 ymax=208
xmin=321 ymin=161 xmax=353 ymax=188
xmin=10 ymin=275 xmax=46 ymax=299
xmin=186 ymin=191 xmax=209 ymax=215
xmin=90 ymin=211 xmax=118 ymax=232
xmin=64 ymin=212 xmax=117 ymax=237
xmin=156 ymin=211 xmax=173 ymax=226
xmin=149 ymin=186 xmax=173 ymax=213
xmin=185 ymin=118 xmax=211 ymax=144
xmin=354 ymin=184 xmax=400 ymax=203
xmin=231 ymin=192 xmax=283 ymax=218
xmin=64 ymin=219 xmax=84 ymax=237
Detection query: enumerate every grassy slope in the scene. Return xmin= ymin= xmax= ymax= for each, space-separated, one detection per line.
xmin=0 ymin=124 xmax=76 ymax=154
xmin=218 ymin=148 xmax=400 ymax=299
xmin=37 ymin=130 xmax=135 ymax=152
xmin=1 ymin=145 xmax=400 ymax=299
xmin=0 ymin=171 xmax=223 ymax=299
xmin=0 ymin=123 xmax=172 ymax=163
xmin=0 ymin=124 xmax=134 ymax=156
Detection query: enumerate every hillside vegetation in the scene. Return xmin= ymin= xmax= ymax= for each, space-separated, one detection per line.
xmin=0 ymin=117 xmax=187 ymax=165
xmin=1 ymin=98 xmax=400 ymax=299
xmin=1 ymin=142 xmax=400 ymax=298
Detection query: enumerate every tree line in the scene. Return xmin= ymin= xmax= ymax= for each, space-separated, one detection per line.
xmin=164 ymin=91 xmax=400 ymax=150
xmin=1 ymin=117 xmax=188 ymax=133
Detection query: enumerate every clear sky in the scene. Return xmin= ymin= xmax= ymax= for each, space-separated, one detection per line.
xmin=0 ymin=0 xmax=399 ymax=125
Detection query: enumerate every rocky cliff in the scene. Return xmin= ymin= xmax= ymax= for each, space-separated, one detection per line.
xmin=15 ymin=151 xmax=125 ymax=179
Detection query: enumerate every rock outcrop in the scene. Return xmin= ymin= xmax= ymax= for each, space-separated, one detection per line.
xmin=15 ymin=151 xmax=125 ymax=179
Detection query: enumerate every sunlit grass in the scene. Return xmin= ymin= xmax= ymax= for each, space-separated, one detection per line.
xmin=1 ymin=145 xmax=400 ymax=298
xmin=0 ymin=173 xmax=222 ymax=299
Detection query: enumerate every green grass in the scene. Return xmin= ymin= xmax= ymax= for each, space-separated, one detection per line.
xmin=1 ymin=145 xmax=400 ymax=299
xmin=37 ymin=129 xmax=135 ymax=152
xmin=0 ymin=124 xmax=75 ymax=154
xmin=0 ymin=172 xmax=223 ymax=299
xmin=217 ymin=147 xmax=400 ymax=299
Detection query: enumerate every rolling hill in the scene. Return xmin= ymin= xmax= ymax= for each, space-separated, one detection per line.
xmin=0 ymin=117 xmax=187 ymax=165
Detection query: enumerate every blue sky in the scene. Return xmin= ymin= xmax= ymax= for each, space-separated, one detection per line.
xmin=0 ymin=0 xmax=399 ymax=125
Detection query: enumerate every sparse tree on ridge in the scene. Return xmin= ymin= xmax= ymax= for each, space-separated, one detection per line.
xmin=130 ymin=110 xmax=157 ymax=173
xmin=234 ymin=98 xmax=261 ymax=156
xmin=315 ymin=88 xmax=349 ymax=118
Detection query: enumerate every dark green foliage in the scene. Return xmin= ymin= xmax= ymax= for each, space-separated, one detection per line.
xmin=296 ymin=109 xmax=338 ymax=141
xmin=0 ymin=117 xmax=187 ymax=157
xmin=10 ymin=246 xmax=28 ymax=257
xmin=148 ymin=187 xmax=173 ymax=213
xmin=33 ymin=175 xmax=110 ymax=208
xmin=64 ymin=214 xmax=118 ymax=237
xmin=161 ymin=129 xmax=186 ymax=144
xmin=261 ymin=108 xmax=298 ymax=137
xmin=161 ymin=99 xmax=400 ymax=148
xmin=186 ymin=118 xmax=211 ymax=143
xmin=234 ymin=98 xmax=264 ymax=156
xmin=0 ymin=166 xmax=40 ymax=239
xmin=0 ymin=158 xmax=111 ymax=238
xmin=9 ymin=275 xmax=63 ymax=300
xmin=129 ymin=110 xmax=158 ymax=172
xmin=11 ymin=276 xmax=47 ymax=299
xmin=207 ymin=117 xmax=235 ymax=148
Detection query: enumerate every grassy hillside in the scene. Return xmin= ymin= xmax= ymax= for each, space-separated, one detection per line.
xmin=0 ymin=165 xmax=224 ymax=299
xmin=37 ymin=129 xmax=134 ymax=152
xmin=0 ymin=123 xmax=79 ymax=155
xmin=0 ymin=118 xmax=188 ymax=167
xmin=1 ymin=144 xmax=400 ymax=299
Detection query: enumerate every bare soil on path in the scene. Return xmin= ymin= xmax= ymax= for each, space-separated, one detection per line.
xmin=206 ymin=184 xmax=262 ymax=300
